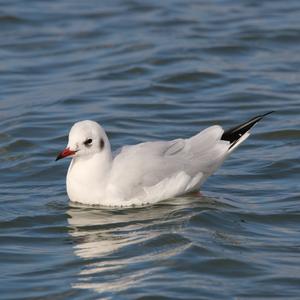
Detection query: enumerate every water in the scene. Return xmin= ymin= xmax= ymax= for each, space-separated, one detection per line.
xmin=1 ymin=0 xmax=300 ymax=299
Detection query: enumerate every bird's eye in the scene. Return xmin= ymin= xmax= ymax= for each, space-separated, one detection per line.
xmin=84 ymin=138 xmax=93 ymax=146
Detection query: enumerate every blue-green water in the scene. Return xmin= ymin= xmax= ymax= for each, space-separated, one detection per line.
xmin=1 ymin=0 xmax=300 ymax=299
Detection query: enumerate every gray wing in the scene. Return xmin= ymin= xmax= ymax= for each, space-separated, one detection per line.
xmin=110 ymin=126 xmax=230 ymax=200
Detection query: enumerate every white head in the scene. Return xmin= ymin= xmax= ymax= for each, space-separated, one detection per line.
xmin=56 ymin=120 xmax=111 ymax=161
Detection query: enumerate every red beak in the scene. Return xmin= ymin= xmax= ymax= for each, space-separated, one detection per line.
xmin=55 ymin=147 xmax=76 ymax=161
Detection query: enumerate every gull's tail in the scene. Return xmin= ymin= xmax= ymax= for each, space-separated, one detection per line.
xmin=221 ymin=111 xmax=274 ymax=151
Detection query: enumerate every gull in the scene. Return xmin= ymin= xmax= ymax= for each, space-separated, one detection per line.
xmin=56 ymin=112 xmax=273 ymax=206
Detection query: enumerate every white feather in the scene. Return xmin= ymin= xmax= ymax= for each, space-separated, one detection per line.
xmin=63 ymin=121 xmax=246 ymax=206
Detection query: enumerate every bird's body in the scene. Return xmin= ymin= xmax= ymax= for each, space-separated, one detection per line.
xmin=56 ymin=112 xmax=273 ymax=206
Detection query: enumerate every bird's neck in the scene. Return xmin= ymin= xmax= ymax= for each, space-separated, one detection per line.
xmin=66 ymin=151 xmax=113 ymax=204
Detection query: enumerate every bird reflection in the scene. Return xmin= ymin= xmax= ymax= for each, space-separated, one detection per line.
xmin=67 ymin=195 xmax=229 ymax=294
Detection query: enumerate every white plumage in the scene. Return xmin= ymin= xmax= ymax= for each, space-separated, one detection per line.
xmin=56 ymin=113 xmax=271 ymax=206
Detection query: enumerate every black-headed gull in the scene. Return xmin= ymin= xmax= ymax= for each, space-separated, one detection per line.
xmin=56 ymin=112 xmax=273 ymax=206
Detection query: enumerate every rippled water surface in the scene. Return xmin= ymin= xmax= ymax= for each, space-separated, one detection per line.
xmin=1 ymin=0 xmax=300 ymax=299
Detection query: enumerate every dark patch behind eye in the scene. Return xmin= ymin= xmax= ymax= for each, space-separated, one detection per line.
xmin=100 ymin=138 xmax=105 ymax=150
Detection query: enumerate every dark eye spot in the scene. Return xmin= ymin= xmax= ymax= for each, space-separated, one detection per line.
xmin=100 ymin=138 xmax=105 ymax=150
xmin=84 ymin=138 xmax=93 ymax=146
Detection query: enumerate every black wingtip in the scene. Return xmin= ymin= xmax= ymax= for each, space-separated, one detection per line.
xmin=261 ymin=111 xmax=275 ymax=117
xmin=221 ymin=111 xmax=274 ymax=144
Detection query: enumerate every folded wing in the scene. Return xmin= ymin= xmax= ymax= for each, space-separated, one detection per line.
xmin=110 ymin=125 xmax=230 ymax=203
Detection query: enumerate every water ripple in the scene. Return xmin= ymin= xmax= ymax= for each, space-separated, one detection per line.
xmin=1 ymin=0 xmax=300 ymax=299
